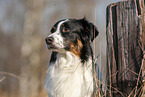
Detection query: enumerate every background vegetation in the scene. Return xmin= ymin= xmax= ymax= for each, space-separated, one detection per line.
xmin=0 ymin=0 xmax=123 ymax=97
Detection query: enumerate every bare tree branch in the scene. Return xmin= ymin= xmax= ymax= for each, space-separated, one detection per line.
xmin=0 ymin=76 xmax=6 ymax=83
xmin=0 ymin=71 xmax=21 ymax=80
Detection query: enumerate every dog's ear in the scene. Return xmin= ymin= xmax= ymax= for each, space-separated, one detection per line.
xmin=89 ymin=22 xmax=99 ymax=42
xmin=79 ymin=18 xmax=99 ymax=42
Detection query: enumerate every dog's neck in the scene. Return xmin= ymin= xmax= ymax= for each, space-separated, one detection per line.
xmin=50 ymin=51 xmax=93 ymax=72
xmin=54 ymin=52 xmax=82 ymax=69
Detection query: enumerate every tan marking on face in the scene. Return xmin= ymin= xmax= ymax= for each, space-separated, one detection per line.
xmin=69 ymin=38 xmax=83 ymax=57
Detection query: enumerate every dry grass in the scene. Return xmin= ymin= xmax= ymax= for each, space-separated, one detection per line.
xmin=0 ymin=71 xmax=47 ymax=97
xmin=0 ymin=60 xmax=144 ymax=97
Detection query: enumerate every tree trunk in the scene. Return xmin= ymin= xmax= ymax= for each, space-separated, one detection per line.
xmin=106 ymin=0 xmax=144 ymax=96
xmin=20 ymin=0 xmax=44 ymax=97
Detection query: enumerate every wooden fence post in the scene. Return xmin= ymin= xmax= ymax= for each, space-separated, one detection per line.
xmin=141 ymin=0 xmax=145 ymax=95
xmin=106 ymin=0 xmax=144 ymax=96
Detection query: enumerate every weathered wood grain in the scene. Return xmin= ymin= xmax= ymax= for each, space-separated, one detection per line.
xmin=106 ymin=0 xmax=144 ymax=96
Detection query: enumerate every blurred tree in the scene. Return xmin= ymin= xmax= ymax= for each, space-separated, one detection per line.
xmin=0 ymin=0 xmax=25 ymax=96
xmin=20 ymin=0 xmax=44 ymax=97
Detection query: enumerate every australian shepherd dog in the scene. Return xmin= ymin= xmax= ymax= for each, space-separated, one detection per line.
xmin=45 ymin=18 xmax=99 ymax=97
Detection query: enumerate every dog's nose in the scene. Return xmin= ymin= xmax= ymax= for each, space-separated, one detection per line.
xmin=45 ymin=37 xmax=54 ymax=44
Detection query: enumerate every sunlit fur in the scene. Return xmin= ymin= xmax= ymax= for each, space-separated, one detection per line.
xmin=45 ymin=18 xmax=99 ymax=97
xmin=45 ymin=52 xmax=93 ymax=97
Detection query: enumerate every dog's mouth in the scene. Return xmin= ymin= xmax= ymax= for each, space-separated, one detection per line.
xmin=45 ymin=36 xmax=66 ymax=51
xmin=46 ymin=44 xmax=57 ymax=50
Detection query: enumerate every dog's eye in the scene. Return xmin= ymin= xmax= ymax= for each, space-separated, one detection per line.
xmin=62 ymin=27 xmax=70 ymax=33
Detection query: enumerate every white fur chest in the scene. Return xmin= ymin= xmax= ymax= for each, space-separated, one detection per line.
xmin=45 ymin=52 xmax=93 ymax=97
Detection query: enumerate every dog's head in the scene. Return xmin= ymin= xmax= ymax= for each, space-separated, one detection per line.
xmin=45 ymin=18 xmax=99 ymax=55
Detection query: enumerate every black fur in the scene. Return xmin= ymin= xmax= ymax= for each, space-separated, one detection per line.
xmin=78 ymin=18 xmax=99 ymax=42
xmin=49 ymin=52 xmax=58 ymax=64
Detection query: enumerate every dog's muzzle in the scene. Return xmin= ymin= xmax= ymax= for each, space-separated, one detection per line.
xmin=45 ymin=37 xmax=54 ymax=45
xmin=45 ymin=37 xmax=56 ymax=49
